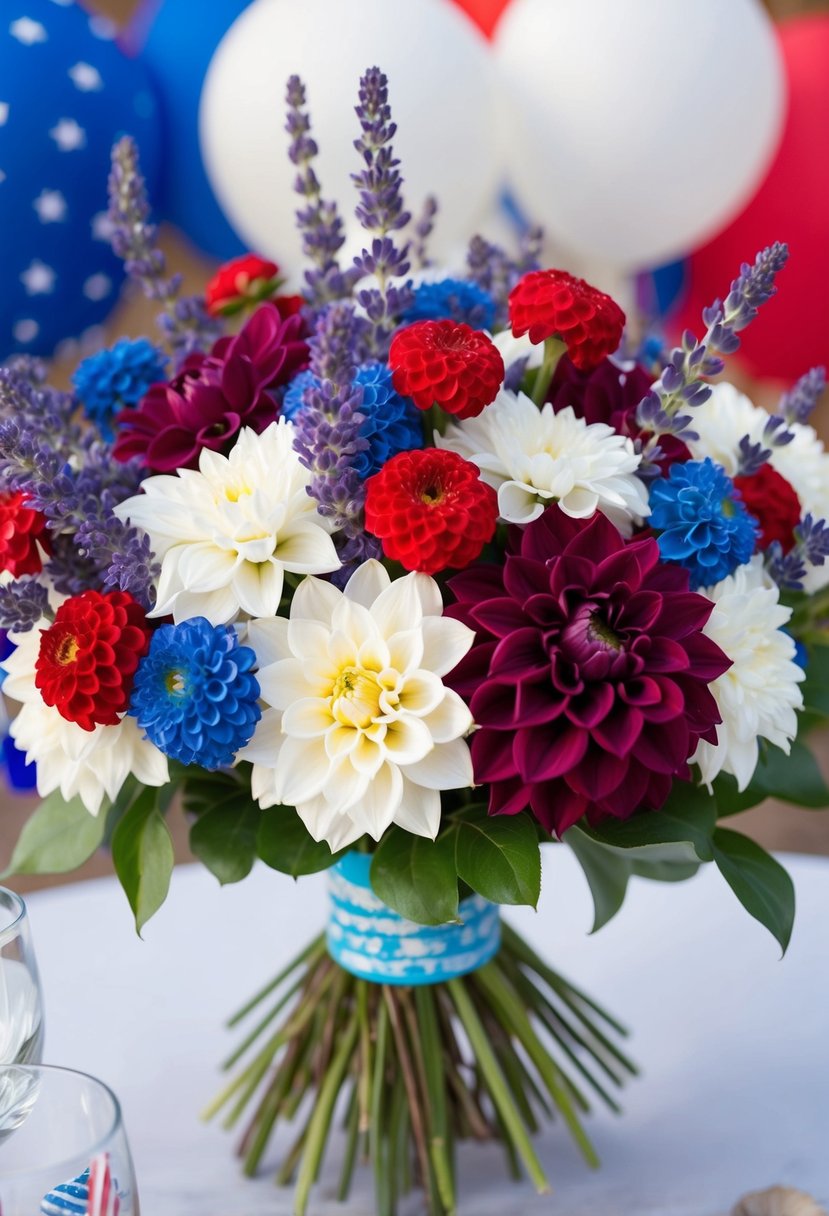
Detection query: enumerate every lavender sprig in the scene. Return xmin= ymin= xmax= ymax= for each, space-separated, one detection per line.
xmin=638 ymin=243 xmax=789 ymax=441
xmin=735 ymin=414 xmax=796 ymax=477
xmin=0 ymin=580 xmax=53 ymax=632
xmin=351 ymin=67 xmax=413 ymax=355
xmin=779 ymin=366 xmax=826 ymax=426
xmin=466 ymin=225 xmax=543 ymax=327
xmin=291 ymin=303 xmax=381 ymax=584
xmin=411 ymin=195 xmax=438 ymax=269
xmin=767 ymin=513 xmax=829 ymax=591
xmin=286 ymin=76 xmax=352 ymax=305
xmin=107 ymin=137 xmax=220 ymax=363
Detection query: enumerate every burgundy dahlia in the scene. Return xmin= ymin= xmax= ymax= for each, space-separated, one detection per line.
xmin=549 ymin=354 xmax=690 ymax=474
xmin=446 ymin=509 xmax=730 ymax=835
xmin=113 ymin=303 xmax=308 ymax=473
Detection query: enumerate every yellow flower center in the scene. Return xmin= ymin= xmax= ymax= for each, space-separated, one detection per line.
xmin=331 ymin=666 xmax=383 ymax=729
xmin=165 ymin=669 xmax=186 ymax=696
xmin=56 ymin=635 xmax=79 ymax=666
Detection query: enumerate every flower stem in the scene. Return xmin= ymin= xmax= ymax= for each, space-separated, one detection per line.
xmin=531 ymin=337 xmax=566 ymax=406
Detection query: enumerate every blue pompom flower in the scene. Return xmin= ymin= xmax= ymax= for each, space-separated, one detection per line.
xmin=129 ymin=618 xmax=261 ymax=769
xmin=72 ymin=338 xmax=167 ymax=440
xmin=402 ymin=278 xmax=497 ymax=331
xmin=282 ymin=363 xmax=422 ymax=477
xmin=649 ymin=457 xmax=759 ymax=588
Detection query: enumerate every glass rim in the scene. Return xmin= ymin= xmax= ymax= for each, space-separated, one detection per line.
xmin=0 ymin=885 xmax=26 ymax=945
xmin=0 ymin=1064 xmax=123 ymax=1182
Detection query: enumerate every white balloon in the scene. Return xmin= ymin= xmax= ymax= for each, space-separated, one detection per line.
xmin=494 ymin=0 xmax=785 ymax=269
xmin=200 ymin=0 xmax=503 ymax=278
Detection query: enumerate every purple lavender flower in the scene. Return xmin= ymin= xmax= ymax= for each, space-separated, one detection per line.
xmin=466 ymin=225 xmax=543 ymax=327
xmin=108 ymin=137 xmax=220 ymax=363
xmin=411 ymin=195 xmax=438 ymax=269
xmin=779 ymin=366 xmax=826 ymax=426
xmin=638 ymin=244 xmax=789 ymax=444
xmin=350 ymin=67 xmax=414 ymax=356
xmin=0 ymin=580 xmax=53 ymax=632
xmin=767 ymin=513 xmax=829 ymax=591
xmin=285 ymin=75 xmax=352 ymax=305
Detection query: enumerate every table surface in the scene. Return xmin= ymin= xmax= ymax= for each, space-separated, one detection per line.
xmin=23 ymin=848 xmax=829 ymax=1216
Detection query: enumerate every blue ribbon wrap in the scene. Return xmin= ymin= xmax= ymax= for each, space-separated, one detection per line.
xmin=326 ymin=852 xmax=500 ymax=986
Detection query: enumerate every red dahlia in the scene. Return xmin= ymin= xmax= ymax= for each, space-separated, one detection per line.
xmin=509 ymin=269 xmax=625 ymax=371
xmin=733 ymin=464 xmax=801 ymax=554
xmin=446 ymin=509 xmax=730 ymax=835
xmin=205 ymin=254 xmax=281 ymax=317
xmin=365 ymin=449 xmax=497 ymax=575
xmin=0 ymin=492 xmax=50 ymax=577
xmin=35 ymin=591 xmax=152 ymax=731
xmin=388 ymin=320 xmax=504 ymax=420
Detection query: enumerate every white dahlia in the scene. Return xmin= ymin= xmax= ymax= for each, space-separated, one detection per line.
xmin=688 ymin=382 xmax=829 ymax=591
xmin=692 ymin=557 xmax=804 ymax=790
xmin=2 ymin=625 xmax=169 ymax=815
xmin=113 ymin=421 xmax=340 ymax=625
xmin=437 ymin=390 xmax=649 ymax=531
xmin=238 ymin=560 xmax=475 ymax=852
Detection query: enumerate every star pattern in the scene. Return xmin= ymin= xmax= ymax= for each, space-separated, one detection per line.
xmin=68 ymin=62 xmax=102 ymax=92
xmin=33 ymin=189 xmax=67 ymax=223
xmin=20 ymin=260 xmax=57 ymax=295
xmin=0 ymin=103 xmax=8 ymax=127
xmin=49 ymin=117 xmax=86 ymax=151
xmin=82 ymin=273 xmax=112 ymax=301
xmin=9 ymin=18 xmax=47 ymax=45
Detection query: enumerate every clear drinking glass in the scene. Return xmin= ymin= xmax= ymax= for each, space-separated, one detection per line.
xmin=0 ymin=1065 xmax=139 ymax=1214
xmin=0 ymin=886 xmax=43 ymax=1064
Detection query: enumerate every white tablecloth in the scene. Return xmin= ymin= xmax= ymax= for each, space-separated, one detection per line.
xmin=24 ymin=850 xmax=829 ymax=1216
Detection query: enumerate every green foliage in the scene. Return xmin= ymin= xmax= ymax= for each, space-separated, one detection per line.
xmin=111 ymin=787 xmax=175 ymax=934
xmin=370 ymin=827 xmax=459 ymax=925
xmin=2 ymin=789 xmax=113 ymax=877
xmin=711 ymin=827 xmax=795 ymax=955
xmin=452 ymin=806 xmax=540 ymax=907
xmin=799 ymin=643 xmax=829 ymax=720
xmin=190 ymin=795 xmax=260 ymax=885
xmin=257 ymin=806 xmax=342 ymax=878
xmin=576 ymin=781 xmax=717 ymax=864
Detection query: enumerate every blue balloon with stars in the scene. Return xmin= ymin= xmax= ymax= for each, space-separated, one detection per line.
xmin=0 ymin=0 xmax=161 ymax=358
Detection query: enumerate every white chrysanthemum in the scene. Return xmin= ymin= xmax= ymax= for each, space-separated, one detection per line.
xmin=238 ymin=560 xmax=475 ymax=853
xmin=113 ymin=420 xmax=340 ymax=625
xmin=437 ymin=389 xmax=649 ymax=531
xmin=688 ymin=382 xmax=829 ymax=591
xmin=2 ymin=625 xmax=168 ymax=815
xmin=692 ymin=557 xmax=804 ymax=790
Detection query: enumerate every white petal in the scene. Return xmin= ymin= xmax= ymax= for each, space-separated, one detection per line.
xmin=290 ymin=576 xmax=342 ymax=626
xmin=344 ymin=559 xmax=390 ymax=607
xmin=274 ymin=521 xmax=340 ymax=574
xmin=257 ymin=659 xmax=312 ymax=710
xmin=231 ymin=560 xmax=284 ymax=618
xmin=382 ymin=715 xmax=434 ymax=766
xmin=236 ymin=707 xmax=284 ymax=768
xmin=386 ymin=629 xmax=425 ymax=676
xmin=176 ymin=543 xmax=240 ymax=592
xmin=396 ymin=671 xmax=445 ymax=717
xmin=421 ymin=689 xmax=474 ymax=742
xmin=245 ymin=617 xmax=291 ymax=666
xmin=282 ymin=697 xmax=333 ymax=738
xmin=498 ymin=481 xmax=543 ymax=524
xmin=404 ymin=738 xmax=474 ymax=791
xmin=394 ymin=779 xmax=441 ymax=839
xmin=355 ymin=762 xmax=403 ymax=840
xmin=279 ymin=736 xmax=331 ymax=804
xmin=420 ymin=616 xmax=475 ymax=677
xmin=370 ymin=574 xmax=424 ymax=638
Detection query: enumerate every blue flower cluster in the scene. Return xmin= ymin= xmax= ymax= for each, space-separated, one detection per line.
xmin=284 ymin=362 xmax=422 ymax=478
xmin=649 ymin=457 xmax=758 ymax=589
xmin=72 ymin=338 xmax=167 ymax=440
xmin=129 ymin=618 xmax=260 ymax=769
xmin=402 ymin=278 xmax=496 ymax=331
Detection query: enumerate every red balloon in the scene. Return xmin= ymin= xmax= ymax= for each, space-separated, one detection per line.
xmin=675 ymin=15 xmax=829 ymax=383
xmin=449 ymin=0 xmax=511 ymax=38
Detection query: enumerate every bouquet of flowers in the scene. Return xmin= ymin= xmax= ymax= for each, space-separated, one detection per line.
xmin=2 ymin=65 xmax=829 ymax=1216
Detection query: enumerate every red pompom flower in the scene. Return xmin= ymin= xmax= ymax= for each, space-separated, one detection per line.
xmin=35 ymin=591 xmax=152 ymax=731
xmin=0 ymin=492 xmax=50 ymax=577
xmin=388 ymin=320 xmax=504 ymax=420
xmin=733 ymin=464 xmax=801 ymax=554
xmin=509 ymin=269 xmax=625 ymax=371
xmin=365 ymin=449 xmax=498 ymax=574
xmin=205 ymin=254 xmax=282 ymax=317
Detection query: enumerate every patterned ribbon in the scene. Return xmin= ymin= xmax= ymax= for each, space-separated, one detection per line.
xmin=327 ymin=852 xmax=500 ymax=985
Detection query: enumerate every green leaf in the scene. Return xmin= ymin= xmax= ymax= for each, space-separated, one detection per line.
xmin=453 ymin=807 xmax=540 ymax=907
xmin=711 ymin=772 xmax=767 ymax=818
xmin=744 ymin=739 xmax=829 ymax=809
xmin=799 ymin=644 xmax=829 ymax=719
xmin=712 ymin=827 xmax=795 ymax=955
xmin=630 ymin=858 xmax=701 ymax=884
xmin=1 ymin=790 xmax=110 ymax=877
xmin=370 ymin=827 xmax=459 ymax=926
xmin=256 ymin=805 xmax=342 ymax=877
xmin=564 ymin=827 xmax=631 ymax=932
xmin=190 ymin=795 xmax=259 ymax=885
xmin=111 ymin=788 xmax=175 ymax=933
xmin=579 ymin=781 xmax=717 ymax=864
